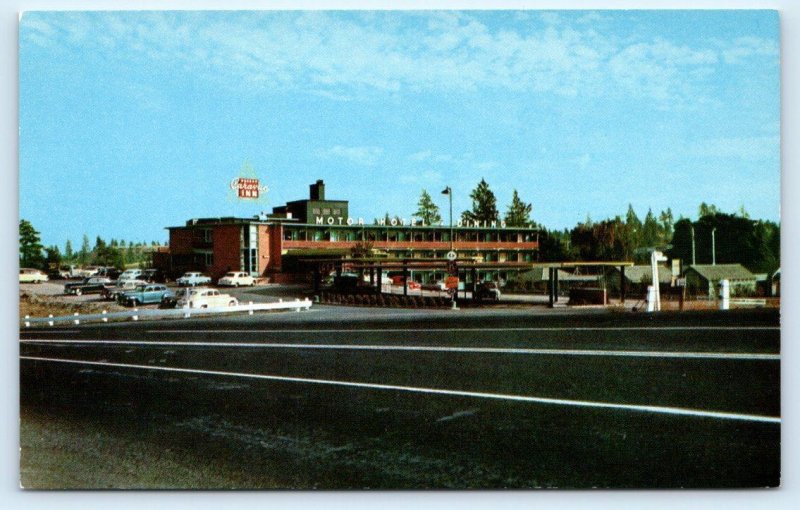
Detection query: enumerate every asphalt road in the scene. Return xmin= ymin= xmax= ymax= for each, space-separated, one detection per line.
xmin=19 ymin=307 xmax=781 ymax=489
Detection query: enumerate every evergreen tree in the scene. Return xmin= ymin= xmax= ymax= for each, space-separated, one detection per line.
xmin=625 ymin=204 xmax=642 ymax=248
xmin=504 ymin=189 xmax=533 ymax=227
xmin=19 ymin=219 xmax=45 ymax=269
xmin=414 ymin=190 xmax=442 ymax=225
xmin=64 ymin=239 xmax=74 ymax=260
xmin=461 ymin=178 xmax=499 ymax=224
xmin=641 ymin=208 xmax=661 ymax=248
xmin=699 ymin=202 xmax=720 ymax=218
xmin=658 ymin=208 xmax=674 ymax=243
xmin=45 ymin=245 xmax=61 ymax=270
xmin=78 ymin=235 xmax=91 ymax=265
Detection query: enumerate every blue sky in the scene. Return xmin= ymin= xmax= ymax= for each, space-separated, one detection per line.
xmin=19 ymin=10 xmax=780 ymax=249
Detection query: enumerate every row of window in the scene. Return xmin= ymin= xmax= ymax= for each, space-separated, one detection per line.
xmin=283 ymin=228 xmax=537 ymax=243
xmin=382 ymin=251 xmax=535 ymax=262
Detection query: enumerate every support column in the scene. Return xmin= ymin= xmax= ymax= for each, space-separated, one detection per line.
xmin=376 ymin=266 xmax=383 ymax=293
xmin=620 ymin=266 xmax=626 ymax=304
xmin=402 ymin=262 xmax=408 ymax=297
xmin=548 ymin=267 xmax=555 ymax=307
xmin=553 ymin=267 xmax=559 ymax=303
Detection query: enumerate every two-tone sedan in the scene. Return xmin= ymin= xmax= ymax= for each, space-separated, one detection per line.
xmin=117 ymin=284 xmax=174 ymax=307
xmin=64 ymin=276 xmax=112 ymax=296
xmin=19 ymin=268 xmax=49 ymax=284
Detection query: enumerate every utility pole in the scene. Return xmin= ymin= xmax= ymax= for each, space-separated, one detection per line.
xmin=690 ymin=225 xmax=696 ymax=266
xmin=441 ymin=186 xmax=453 ymax=252
xmin=712 ymin=227 xmax=717 ymax=265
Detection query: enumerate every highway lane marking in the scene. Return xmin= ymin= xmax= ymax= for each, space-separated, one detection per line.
xmin=20 ymin=355 xmax=781 ymax=424
xmin=19 ymin=339 xmax=780 ymax=360
xmin=142 ymin=326 xmax=779 ymax=334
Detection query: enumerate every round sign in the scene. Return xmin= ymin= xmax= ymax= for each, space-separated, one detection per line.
xmin=446 ymin=251 xmax=457 ymax=261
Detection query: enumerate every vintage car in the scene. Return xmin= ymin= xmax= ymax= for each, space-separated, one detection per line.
xmin=141 ymin=269 xmax=168 ymax=283
xmin=117 ymin=269 xmax=145 ymax=283
xmin=176 ymin=272 xmax=212 ymax=287
xmin=19 ymin=268 xmax=49 ymax=284
xmin=175 ymin=287 xmax=239 ymax=309
xmin=100 ymin=279 xmax=148 ymax=301
xmin=118 ymin=284 xmax=174 ymax=307
xmin=64 ymin=276 xmax=112 ymax=296
xmin=390 ymin=275 xmax=422 ymax=290
xmin=217 ymin=271 xmax=255 ymax=287
xmin=475 ymin=281 xmax=502 ymax=301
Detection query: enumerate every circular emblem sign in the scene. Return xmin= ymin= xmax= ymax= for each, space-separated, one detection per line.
xmin=446 ymin=251 xmax=457 ymax=261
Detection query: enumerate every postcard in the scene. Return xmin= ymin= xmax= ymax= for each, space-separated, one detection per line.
xmin=18 ymin=10 xmax=780 ymax=489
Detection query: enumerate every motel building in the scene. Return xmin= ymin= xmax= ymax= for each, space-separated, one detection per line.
xmin=162 ymin=180 xmax=540 ymax=284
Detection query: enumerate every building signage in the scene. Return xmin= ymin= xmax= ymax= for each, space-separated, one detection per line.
xmin=314 ymin=216 xmax=510 ymax=228
xmin=230 ymin=178 xmax=269 ymax=199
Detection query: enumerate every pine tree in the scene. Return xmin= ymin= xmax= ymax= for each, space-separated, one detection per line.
xmin=641 ymin=208 xmax=661 ymax=248
xmin=19 ymin=219 xmax=45 ymax=269
xmin=78 ymin=234 xmax=91 ymax=265
xmin=461 ymin=178 xmax=499 ymax=224
xmin=658 ymin=208 xmax=674 ymax=243
xmin=625 ymin=204 xmax=642 ymax=247
xmin=504 ymin=189 xmax=533 ymax=227
xmin=414 ymin=190 xmax=442 ymax=225
xmin=64 ymin=239 xmax=74 ymax=260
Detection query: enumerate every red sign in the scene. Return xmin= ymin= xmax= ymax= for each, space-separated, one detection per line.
xmin=445 ymin=276 xmax=460 ymax=289
xmin=230 ymin=178 xmax=268 ymax=199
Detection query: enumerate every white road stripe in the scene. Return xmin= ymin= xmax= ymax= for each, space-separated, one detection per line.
xmin=19 ymin=339 xmax=780 ymax=360
xmin=20 ymin=355 xmax=781 ymax=424
xmin=144 ymin=326 xmax=779 ymax=334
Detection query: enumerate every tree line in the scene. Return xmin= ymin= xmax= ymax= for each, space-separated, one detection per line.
xmin=19 ymin=220 xmax=163 ymax=272
xmin=408 ymin=179 xmax=780 ymax=274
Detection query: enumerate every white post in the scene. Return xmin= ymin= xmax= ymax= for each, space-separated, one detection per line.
xmin=295 ymin=298 xmax=300 ymax=312
xmin=102 ymin=310 xmax=108 ymax=323
xmin=132 ymin=308 xmax=139 ymax=321
xmin=719 ymin=279 xmax=730 ymax=310
xmin=48 ymin=314 xmax=54 ymax=327
xmin=24 ymin=315 xmax=30 ymax=328
xmin=646 ymin=285 xmax=656 ymax=312
xmin=249 ymin=301 xmax=254 ymax=315
xmin=73 ymin=312 xmax=80 ymax=325
xmin=651 ymin=251 xmax=667 ymax=312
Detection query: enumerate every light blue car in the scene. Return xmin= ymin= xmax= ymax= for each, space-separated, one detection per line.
xmin=118 ymin=284 xmax=174 ymax=307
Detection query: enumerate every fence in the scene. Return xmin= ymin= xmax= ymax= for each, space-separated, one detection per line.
xmin=22 ymin=298 xmax=313 ymax=327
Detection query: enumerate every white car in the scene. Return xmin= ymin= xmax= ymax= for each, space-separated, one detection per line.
xmin=217 ymin=271 xmax=255 ymax=287
xmin=176 ymin=288 xmax=239 ymax=309
xmin=19 ymin=268 xmax=48 ymax=283
xmin=176 ymin=272 xmax=212 ymax=286
xmin=117 ymin=269 xmax=145 ymax=283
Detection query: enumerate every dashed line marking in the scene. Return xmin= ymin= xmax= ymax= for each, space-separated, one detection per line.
xmin=19 ymin=339 xmax=779 ymax=360
xmin=20 ymin=355 xmax=781 ymax=424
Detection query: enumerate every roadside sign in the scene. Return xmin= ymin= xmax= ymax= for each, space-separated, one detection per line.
xmin=445 ymin=276 xmax=459 ymax=290
xmin=446 ymin=251 xmax=457 ymax=261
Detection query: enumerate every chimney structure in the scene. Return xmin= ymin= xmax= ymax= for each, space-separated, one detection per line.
xmin=310 ymin=180 xmax=325 ymax=200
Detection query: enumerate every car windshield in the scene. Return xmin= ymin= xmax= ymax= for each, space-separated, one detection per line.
xmin=225 ymin=273 xmax=236 ymax=277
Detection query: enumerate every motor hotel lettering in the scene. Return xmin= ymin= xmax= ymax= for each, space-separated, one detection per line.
xmin=230 ymin=178 xmax=269 ymax=199
xmin=315 ymin=216 xmax=509 ymax=228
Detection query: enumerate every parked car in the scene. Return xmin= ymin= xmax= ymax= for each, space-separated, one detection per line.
xmin=421 ymin=281 xmax=447 ymax=291
xmin=58 ymin=265 xmax=83 ymax=279
xmin=118 ymin=284 xmax=174 ymax=307
xmin=217 ymin=271 xmax=255 ymax=287
xmin=95 ymin=267 xmax=122 ymax=280
xmin=100 ymin=279 xmax=148 ymax=301
xmin=64 ymin=276 xmax=112 ymax=296
xmin=175 ymin=287 xmax=239 ymax=309
xmin=475 ymin=281 xmax=501 ymax=301
xmin=19 ymin=268 xmax=48 ymax=284
xmin=117 ymin=269 xmax=145 ymax=283
xmin=141 ymin=269 xmax=168 ymax=283
xmin=390 ymin=275 xmax=421 ymax=290
xmin=176 ymin=272 xmax=212 ymax=287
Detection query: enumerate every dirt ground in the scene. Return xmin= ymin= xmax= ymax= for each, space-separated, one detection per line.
xmin=19 ymin=282 xmax=127 ymax=320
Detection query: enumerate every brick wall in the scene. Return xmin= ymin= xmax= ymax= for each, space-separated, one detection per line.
xmin=211 ymin=226 xmax=242 ymax=279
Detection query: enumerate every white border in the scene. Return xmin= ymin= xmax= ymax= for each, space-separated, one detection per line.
xmin=3 ymin=1 xmax=797 ymax=509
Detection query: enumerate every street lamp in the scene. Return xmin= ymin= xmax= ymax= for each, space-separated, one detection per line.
xmin=712 ymin=227 xmax=717 ymax=266
xmin=441 ymin=186 xmax=453 ymax=252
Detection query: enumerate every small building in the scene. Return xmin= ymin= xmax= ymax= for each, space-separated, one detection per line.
xmin=684 ymin=264 xmax=756 ymax=297
xmin=608 ymin=265 xmax=673 ymax=295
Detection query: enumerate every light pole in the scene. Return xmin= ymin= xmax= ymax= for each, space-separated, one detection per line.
xmin=441 ymin=186 xmax=453 ymax=252
xmin=712 ymin=227 xmax=717 ymax=265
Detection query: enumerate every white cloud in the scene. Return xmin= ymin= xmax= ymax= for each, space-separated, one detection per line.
xmin=19 ymin=11 xmax=778 ymax=105
xmin=319 ymin=145 xmax=383 ymax=166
